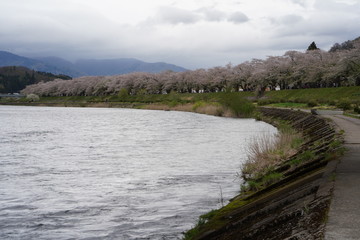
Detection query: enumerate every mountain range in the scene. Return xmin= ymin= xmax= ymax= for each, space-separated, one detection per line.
xmin=0 ymin=51 xmax=187 ymax=77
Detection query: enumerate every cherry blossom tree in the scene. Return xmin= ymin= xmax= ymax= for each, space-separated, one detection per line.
xmin=22 ymin=37 xmax=360 ymax=97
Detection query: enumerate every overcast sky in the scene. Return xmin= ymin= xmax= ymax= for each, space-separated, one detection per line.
xmin=0 ymin=0 xmax=359 ymax=69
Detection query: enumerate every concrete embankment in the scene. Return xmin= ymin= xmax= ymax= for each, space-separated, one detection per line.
xmin=190 ymin=108 xmax=343 ymax=240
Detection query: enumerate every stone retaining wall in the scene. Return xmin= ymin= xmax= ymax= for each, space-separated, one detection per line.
xmin=193 ymin=108 xmax=341 ymax=240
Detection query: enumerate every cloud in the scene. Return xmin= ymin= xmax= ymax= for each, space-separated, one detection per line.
xmin=152 ymin=6 xmax=248 ymax=25
xmin=0 ymin=0 xmax=359 ymax=70
xmin=279 ymin=15 xmax=304 ymax=25
xmin=155 ymin=6 xmax=200 ymax=25
xmin=197 ymin=7 xmax=226 ymax=22
xmin=334 ymin=0 xmax=358 ymax=5
xmin=228 ymin=11 xmax=249 ymax=24
xmin=273 ymin=1 xmax=360 ymax=40
xmin=289 ymin=0 xmax=314 ymax=8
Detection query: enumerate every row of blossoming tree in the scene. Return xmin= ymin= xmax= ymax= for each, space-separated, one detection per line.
xmin=22 ymin=38 xmax=360 ymax=97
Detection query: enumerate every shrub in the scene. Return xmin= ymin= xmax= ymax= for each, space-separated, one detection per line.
xmin=337 ymin=100 xmax=352 ymax=110
xmin=247 ymin=180 xmax=262 ymax=191
xmin=26 ymin=94 xmax=40 ymax=102
xmin=192 ymin=100 xmax=206 ymax=111
xmin=218 ymin=93 xmax=255 ymax=117
xmin=167 ymin=100 xmax=179 ymax=107
xmin=256 ymin=99 xmax=270 ymax=106
xmin=118 ymin=88 xmax=129 ymax=100
xmin=307 ymin=100 xmax=318 ymax=108
xmin=354 ymin=105 xmax=360 ymax=114
xmin=292 ymin=98 xmax=304 ymax=103
xmin=329 ymin=100 xmax=337 ymax=106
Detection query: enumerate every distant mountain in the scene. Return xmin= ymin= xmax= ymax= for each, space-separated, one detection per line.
xmin=0 ymin=51 xmax=39 ymax=66
xmin=0 ymin=66 xmax=71 ymax=93
xmin=35 ymin=56 xmax=85 ymax=77
xmin=74 ymin=58 xmax=187 ymax=76
xmin=0 ymin=51 xmax=187 ymax=77
xmin=0 ymin=51 xmax=71 ymax=76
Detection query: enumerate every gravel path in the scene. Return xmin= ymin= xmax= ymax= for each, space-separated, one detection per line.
xmin=324 ymin=115 xmax=360 ymax=240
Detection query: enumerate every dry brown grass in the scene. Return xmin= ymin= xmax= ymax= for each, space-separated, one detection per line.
xmin=141 ymin=103 xmax=172 ymax=110
xmin=141 ymin=102 xmax=234 ymax=117
xmin=141 ymin=103 xmax=195 ymax=112
xmin=172 ymin=103 xmax=195 ymax=112
xmin=88 ymin=102 xmax=111 ymax=108
xmin=195 ymin=104 xmax=226 ymax=116
xmin=242 ymin=129 xmax=302 ymax=180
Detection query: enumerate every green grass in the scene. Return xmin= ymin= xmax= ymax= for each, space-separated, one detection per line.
xmin=265 ymin=102 xmax=309 ymax=108
xmin=4 ymin=86 xmax=360 ymax=108
xmin=261 ymin=86 xmax=360 ymax=105
xmin=256 ymin=87 xmax=360 ymax=113
xmin=183 ymin=210 xmax=220 ymax=240
xmin=289 ymin=151 xmax=316 ymax=166
xmin=183 ymin=198 xmax=250 ymax=240
xmin=17 ymin=91 xmax=253 ymax=105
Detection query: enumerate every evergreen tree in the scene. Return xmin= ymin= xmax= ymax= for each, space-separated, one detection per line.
xmin=307 ymin=41 xmax=319 ymax=51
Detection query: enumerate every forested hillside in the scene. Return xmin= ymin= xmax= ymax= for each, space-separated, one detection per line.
xmin=22 ymin=37 xmax=360 ymax=97
xmin=0 ymin=66 xmax=71 ymax=93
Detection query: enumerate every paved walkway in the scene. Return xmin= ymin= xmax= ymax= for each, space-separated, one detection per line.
xmin=324 ymin=115 xmax=360 ymax=240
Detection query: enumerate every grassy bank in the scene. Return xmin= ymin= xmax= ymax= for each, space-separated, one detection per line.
xmin=263 ymin=86 xmax=360 ymax=104
xmin=258 ymin=86 xmax=360 ymax=113
xmin=0 ymin=91 xmax=256 ymax=118
xmin=3 ymin=86 xmax=360 ymax=112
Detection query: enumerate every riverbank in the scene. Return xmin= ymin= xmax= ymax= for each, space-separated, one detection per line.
xmin=183 ymin=108 xmax=344 ymax=239
xmin=2 ymin=86 xmax=360 ymax=113
xmin=0 ymin=100 xmax=237 ymax=118
xmin=0 ymin=96 xmax=348 ymax=239
xmin=0 ymin=93 xmax=258 ymax=119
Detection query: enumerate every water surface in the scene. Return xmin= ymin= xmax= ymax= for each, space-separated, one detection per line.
xmin=0 ymin=106 xmax=277 ymax=239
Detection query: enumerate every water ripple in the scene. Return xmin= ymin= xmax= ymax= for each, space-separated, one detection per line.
xmin=0 ymin=106 xmax=277 ymax=239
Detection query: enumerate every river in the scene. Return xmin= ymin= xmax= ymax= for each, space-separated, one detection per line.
xmin=0 ymin=105 xmax=277 ymax=239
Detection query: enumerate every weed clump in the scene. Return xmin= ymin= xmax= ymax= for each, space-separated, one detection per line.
xmin=290 ymin=151 xmax=315 ymax=166
xmin=241 ymin=121 xmax=303 ymax=191
xmin=307 ymin=100 xmax=318 ymax=108
xmin=242 ymin=126 xmax=302 ymax=180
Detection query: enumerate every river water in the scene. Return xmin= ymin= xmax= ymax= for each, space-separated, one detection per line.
xmin=0 ymin=106 xmax=277 ymax=239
